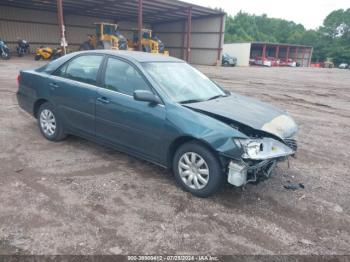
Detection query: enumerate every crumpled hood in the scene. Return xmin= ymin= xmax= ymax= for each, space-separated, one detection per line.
xmin=185 ymin=93 xmax=298 ymax=139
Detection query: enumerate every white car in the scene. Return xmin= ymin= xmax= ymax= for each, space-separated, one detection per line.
xmin=252 ymin=57 xmax=272 ymax=67
xmin=339 ymin=63 xmax=348 ymax=69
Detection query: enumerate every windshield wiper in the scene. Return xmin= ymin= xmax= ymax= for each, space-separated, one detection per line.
xmin=179 ymin=99 xmax=203 ymax=104
xmin=207 ymin=94 xmax=226 ymax=101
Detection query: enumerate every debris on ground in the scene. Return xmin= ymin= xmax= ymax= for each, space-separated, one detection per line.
xmin=298 ymin=194 xmax=306 ymax=200
xmin=283 ymin=181 xmax=305 ymax=190
xmin=109 ymin=246 xmax=123 ymax=255
xmin=298 ymin=239 xmax=314 ymax=246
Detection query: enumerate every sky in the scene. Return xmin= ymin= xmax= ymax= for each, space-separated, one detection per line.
xmin=185 ymin=0 xmax=349 ymax=29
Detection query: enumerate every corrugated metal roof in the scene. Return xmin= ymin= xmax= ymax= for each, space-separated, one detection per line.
xmin=0 ymin=0 xmax=224 ymax=24
xmin=251 ymin=42 xmax=313 ymax=48
xmin=225 ymin=42 xmax=313 ymax=48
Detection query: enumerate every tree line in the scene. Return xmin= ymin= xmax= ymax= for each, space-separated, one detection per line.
xmin=224 ymin=9 xmax=350 ymax=64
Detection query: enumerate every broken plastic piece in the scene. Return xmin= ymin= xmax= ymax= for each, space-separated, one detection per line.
xmin=283 ymin=183 xmax=304 ymax=190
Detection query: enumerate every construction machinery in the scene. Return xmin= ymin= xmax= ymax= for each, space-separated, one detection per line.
xmin=80 ymin=22 xmax=128 ymax=50
xmin=129 ymin=29 xmax=168 ymax=55
xmin=34 ymin=46 xmax=63 ymax=61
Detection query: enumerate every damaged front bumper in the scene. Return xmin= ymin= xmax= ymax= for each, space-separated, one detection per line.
xmin=227 ymin=137 xmax=296 ymax=187
xmin=227 ymin=158 xmax=282 ymax=187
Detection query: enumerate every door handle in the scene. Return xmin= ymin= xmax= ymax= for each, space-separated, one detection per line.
xmin=97 ymin=97 xmax=110 ymax=104
xmin=49 ymin=82 xmax=59 ymax=90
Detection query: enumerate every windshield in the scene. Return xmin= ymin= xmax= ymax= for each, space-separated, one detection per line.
xmin=143 ymin=62 xmax=226 ymax=103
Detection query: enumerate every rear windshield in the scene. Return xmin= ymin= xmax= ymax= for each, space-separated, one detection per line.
xmin=36 ymin=53 xmax=76 ymax=74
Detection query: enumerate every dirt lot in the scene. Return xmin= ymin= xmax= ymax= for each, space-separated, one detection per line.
xmin=0 ymin=57 xmax=349 ymax=255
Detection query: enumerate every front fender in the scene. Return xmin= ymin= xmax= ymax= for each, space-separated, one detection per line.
xmin=164 ymin=104 xmax=247 ymax=161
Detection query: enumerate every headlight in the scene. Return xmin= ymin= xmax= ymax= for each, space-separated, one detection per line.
xmin=235 ymin=137 xmax=294 ymax=160
xmin=246 ymin=141 xmax=262 ymax=158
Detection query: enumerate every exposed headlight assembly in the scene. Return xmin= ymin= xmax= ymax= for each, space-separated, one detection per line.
xmin=235 ymin=137 xmax=294 ymax=160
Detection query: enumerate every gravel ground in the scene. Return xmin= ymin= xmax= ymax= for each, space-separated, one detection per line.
xmin=0 ymin=57 xmax=349 ymax=255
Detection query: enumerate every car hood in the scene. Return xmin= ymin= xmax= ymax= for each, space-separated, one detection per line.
xmin=184 ymin=94 xmax=298 ymax=139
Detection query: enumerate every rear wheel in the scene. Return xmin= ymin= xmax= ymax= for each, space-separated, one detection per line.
xmin=2 ymin=50 xmax=10 ymax=60
xmin=173 ymin=142 xmax=224 ymax=197
xmin=223 ymin=61 xmax=230 ymax=67
xmin=96 ymin=41 xmax=106 ymax=49
xmin=34 ymin=55 xmax=41 ymax=61
xmin=37 ymin=102 xmax=66 ymax=141
xmin=79 ymin=42 xmax=92 ymax=51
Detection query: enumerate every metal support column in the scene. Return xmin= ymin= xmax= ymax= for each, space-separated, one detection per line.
xmin=182 ymin=20 xmax=186 ymax=60
xmin=275 ymin=45 xmax=280 ymax=59
xmin=286 ymin=46 xmax=290 ymax=61
xmin=138 ymin=0 xmax=143 ymax=51
xmin=301 ymin=48 xmax=306 ymax=67
xmin=56 ymin=0 xmax=66 ymax=54
xmin=308 ymin=47 xmax=313 ymax=67
xmin=217 ymin=14 xmax=224 ymax=63
xmin=262 ymin=44 xmax=266 ymax=62
xmin=186 ymin=6 xmax=192 ymax=62
xmin=295 ymin=47 xmax=299 ymax=63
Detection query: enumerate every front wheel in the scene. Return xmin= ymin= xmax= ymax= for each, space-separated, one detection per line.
xmin=173 ymin=142 xmax=224 ymax=197
xmin=79 ymin=42 xmax=93 ymax=51
xmin=37 ymin=102 xmax=66 ymax=141
xmin=1 ymin=50 xmax=11 ymax=60
xmin=222 ymin=61 xmax=230 ymax=67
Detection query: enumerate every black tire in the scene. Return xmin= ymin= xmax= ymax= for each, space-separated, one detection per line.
xmin=34 ymin=55 xmax=41 ymax=61
xmin=37 ymin=102 xmax=66 ymax=142
xmin=158 ymin=42 xmax=165 ymax=53
xmin=173 ymin=142 xmax=224 ymax=197
xmin=79 ymin=42 xmax=92 ymax=51
xmin=96 ymin=41 xmax=105 ymax=50
xmin=143 ymin=44 xmax=151 ymax=53
xmin=2 ymin=49 xmax=11 ymax=60
xmin=223 ymin=61 xmax=230 ymax=67
xmin=51 ymin=53 xmax=61 ymax=61
xmin=118 ymin=39 xmax=128 ymax=50
xmin=17 ymin=48 xmax=23 ymax=57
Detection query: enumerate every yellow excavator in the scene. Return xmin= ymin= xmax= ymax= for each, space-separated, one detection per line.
xmin=128 ymin=29 xmax=169 ymax=55
xmin=80 ymin=22 xmax=128 ymax=50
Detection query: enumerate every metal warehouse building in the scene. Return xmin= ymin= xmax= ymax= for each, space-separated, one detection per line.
xmin=0 ymin=0 xmax=225 ymax=65
xmin=224 ymin=42 xmax=313 ymax=67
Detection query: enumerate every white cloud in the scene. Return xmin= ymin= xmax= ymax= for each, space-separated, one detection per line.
xmin=185 ymin=0 xmax=349 ymax=29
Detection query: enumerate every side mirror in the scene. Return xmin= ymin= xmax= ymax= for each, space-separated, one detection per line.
xmin=224 ymin=89 xmax=231 ymax=95
xmin=133 ymin=90 xmax=161 ymax=105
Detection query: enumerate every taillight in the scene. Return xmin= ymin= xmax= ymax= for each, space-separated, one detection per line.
xmin=17 ymin=74 xmax=21 ymax=85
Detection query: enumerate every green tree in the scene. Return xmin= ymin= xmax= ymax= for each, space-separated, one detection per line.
xmin=224 ymin=9 xmax=350 ymax=64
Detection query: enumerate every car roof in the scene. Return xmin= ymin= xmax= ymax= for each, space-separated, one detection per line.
xmin=75 ymin=50 xmax=184 ymax=63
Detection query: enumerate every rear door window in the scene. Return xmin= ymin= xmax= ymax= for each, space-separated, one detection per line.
xmin=55 ymin=55 xmax=103 ymax=85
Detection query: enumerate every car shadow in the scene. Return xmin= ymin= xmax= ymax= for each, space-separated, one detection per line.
xmin=58 ymin=134 xmax=289 ymax=205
